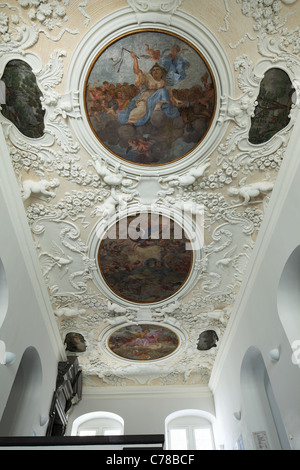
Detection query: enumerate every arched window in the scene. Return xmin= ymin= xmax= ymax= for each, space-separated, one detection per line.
xmin=71 ymin=412 xmax=124 ymax=436
xmin=165 ymin=410 xmax=215 ymax=450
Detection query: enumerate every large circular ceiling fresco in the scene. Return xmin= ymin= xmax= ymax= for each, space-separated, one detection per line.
xmin=108 ymin=324 xmax=179 ymax=361
xmin=97 ymin=213 xmax=193 ymax=303
xmin=85 ymin=29 xmax=216 ymax=165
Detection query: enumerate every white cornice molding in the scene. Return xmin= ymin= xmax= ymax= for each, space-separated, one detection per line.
xmin=209 ymin=109 xmax=300 ymax=392
xmin=81 ymin=383 xmax=214 ymax=400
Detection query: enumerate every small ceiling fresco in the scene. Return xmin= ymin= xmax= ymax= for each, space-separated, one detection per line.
xmin=85 ymin=29 xmax=216 ymax=165
xmin=107 ymin=324 xmax=179 ymax=361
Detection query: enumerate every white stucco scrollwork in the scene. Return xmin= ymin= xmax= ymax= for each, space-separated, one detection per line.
xmin=127 ymin=0 xmax=183 ymax=24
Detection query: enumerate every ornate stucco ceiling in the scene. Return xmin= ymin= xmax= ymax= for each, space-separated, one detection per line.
xmin=0 ymin=0 xmax=299 ymax=390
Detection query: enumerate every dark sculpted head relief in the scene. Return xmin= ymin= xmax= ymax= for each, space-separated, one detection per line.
xmin=98 ymin=213 xmax=193 ymax=303
xmin=1 ymin=60 xmax=45 ymax=138
xmin=197 ymin=330 xmax=219 ymax=351
xmin=249 ymin=68 xmax=294 ymax=145
xmin=85 ymin=30 xmax=216 ymax=165
xmin=64 ymin=332 xmax=87 ymax=353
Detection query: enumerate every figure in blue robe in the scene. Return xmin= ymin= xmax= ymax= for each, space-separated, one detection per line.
xmin=117 ymin=50 xmax=188 ymax=127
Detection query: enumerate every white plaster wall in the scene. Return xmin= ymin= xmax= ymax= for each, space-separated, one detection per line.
xmin=0 ymin=126 xmax=66 ymax=436
xmin=211 ymin=113 xmax=300 ymax=450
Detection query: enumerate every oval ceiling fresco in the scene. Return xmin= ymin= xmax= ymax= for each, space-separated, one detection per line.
xmin=85 ymin=29 xmax=216 ymax=165
xmin=107 ymin=324 xmax=179 ymax=361
xmin=97 ymin=212 xmax=193 ymax=303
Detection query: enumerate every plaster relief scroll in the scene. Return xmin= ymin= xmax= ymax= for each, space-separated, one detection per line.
xmin=127 ymin=0 xmax=183 ymax=24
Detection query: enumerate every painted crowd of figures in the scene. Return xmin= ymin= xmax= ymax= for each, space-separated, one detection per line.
xmin=86 ymin=32 xmax=215 ymax=164
xmin=108 ymin=324 xmax=179 ymax=361
xmin=98 ymin=214 xmax=192 ymax=303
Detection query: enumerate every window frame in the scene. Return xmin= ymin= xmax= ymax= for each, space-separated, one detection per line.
xmin=165 ymin=410 xmax=215 ymax=450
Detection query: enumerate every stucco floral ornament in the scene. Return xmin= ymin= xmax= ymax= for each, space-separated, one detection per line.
xmin=17 ymin=0 xmax=69 ymax=30
xmin=0 ymin=12 xmax=11 ymax=43
xmin=238 ymin=0 xmax=299 ymax=36
xmin=127 ymin=0 xmax=183 ymax=12
xmin=0 ymin=12 xmax=8 ymax=33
